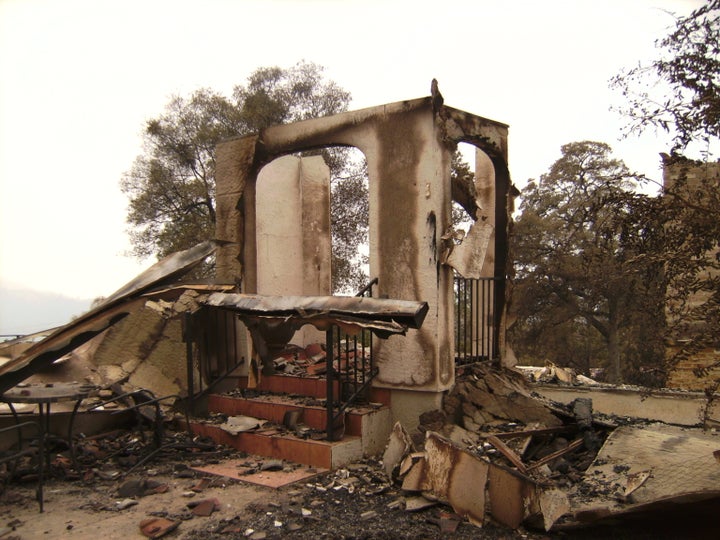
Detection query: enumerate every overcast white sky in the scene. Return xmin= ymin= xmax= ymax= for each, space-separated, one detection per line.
xmin=0 ymin=0 xmax=706 ymax=322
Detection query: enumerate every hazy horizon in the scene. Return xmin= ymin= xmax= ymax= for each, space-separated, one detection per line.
xmin=0 ymin=283 xmax=91 ymax=336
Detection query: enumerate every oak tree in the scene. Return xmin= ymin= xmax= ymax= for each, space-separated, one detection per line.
xmin=612 ymin=1 xmax=720 ymax=383
xmin=610 ymin=0 xmax=719 ymax=153
xmin=120 ymin=62 xmax=372 ymax=292
xmin=510 ymin=141 xmax=664 ymax=384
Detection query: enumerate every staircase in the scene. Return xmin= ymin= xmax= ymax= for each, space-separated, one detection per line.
xmin=186 ymin=374 xmax=392 ymax=469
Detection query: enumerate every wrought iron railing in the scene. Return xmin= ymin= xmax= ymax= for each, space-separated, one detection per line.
xmin=326 ymin=278 xmax=378 ymax=441
xmin=183 ymin=308 xmax=246 ymax=414
xmin=454 ymin=276 xmax=503 ymax=363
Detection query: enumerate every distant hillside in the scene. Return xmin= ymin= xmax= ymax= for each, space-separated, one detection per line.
xmin=0 ymin=285 xmax=92 ymax=337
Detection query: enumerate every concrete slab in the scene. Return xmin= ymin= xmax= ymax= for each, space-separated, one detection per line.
xmin=533 ymin=384 xmax=720 ymax=426
xmin=191 ymin=459 xmax=326 ymax=488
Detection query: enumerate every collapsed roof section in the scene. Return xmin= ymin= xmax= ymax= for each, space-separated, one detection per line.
xmin=203 ymin=293 xmax=428 ymax=365
xmin=0 ymin=241 xmax=222 ymax=394
xmin=204 ymin=293 xmax=428 ymax=336
xmin=0 ymin=240 xmax=428 ymax=395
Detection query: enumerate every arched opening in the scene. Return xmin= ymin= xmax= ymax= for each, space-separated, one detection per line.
xmin=451 ymin=142 xmax=477 ymax=237
xmin=452 ymin=144 xmax=501 ymax=363
xmin=252 ymin=146 xmax=375 ymax=398
xmin=254 ymin=146 xmax=370 ymax=297
xmin=327 ymin=147 xmax=370 ymax=295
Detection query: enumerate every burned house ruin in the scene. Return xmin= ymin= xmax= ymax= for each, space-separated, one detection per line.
xmin=4 ymin=85 xmax=715 ymax=536
xmin=211 ymin=84 xmax=515 ymax=429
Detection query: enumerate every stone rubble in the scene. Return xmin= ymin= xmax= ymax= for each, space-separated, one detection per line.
xmin=379 ymin=362 xmax=720 ymax=532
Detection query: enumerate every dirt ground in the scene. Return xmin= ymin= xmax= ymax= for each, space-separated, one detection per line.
xmin=2 ymin=451 xmax=717 ymax=540
xmin=0 ymin=458 xmax=531 ymax=540
xmin=1 ymin=421 xmax=717 ymax=540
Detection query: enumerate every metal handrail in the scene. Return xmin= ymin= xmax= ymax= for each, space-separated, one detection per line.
xmin=454 ymin=276 xmax=504 ymax=363
xmin=326 ymin=278 xmax=378 ymax=441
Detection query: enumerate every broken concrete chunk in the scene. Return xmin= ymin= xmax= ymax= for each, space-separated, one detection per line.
xmin=572 ymin=398 xmax=593 ymax=429
xmin=538 ymin=489 xmax=570 ymax=531
xmin=404 ymin=495 xmax=438 ymax=512
xmin=401 ymin=458 xmax=429 ymax=492
xmin=423 ymin=432 xmax=489 ymax=526
xmin=118 ymin=478 xmax=147 ymax=498
xmin=382 ymin=422 xmax=414 ymax=479
xmin=443 ymin=220 xmax=493 ymax=279
xmin=259 ymin=459 xmax=284 ymax=471
xmin=219 ymin=415 xmax=267 ymax=434
xmin=95 ymin=469 xmax=121 ymax=481
xmin=115 ymin=498 xmax=138 ymax=510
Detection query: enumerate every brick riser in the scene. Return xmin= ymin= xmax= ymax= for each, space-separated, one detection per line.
xmin=208 ymin=394 xmax=367 ymax=437
xmin=187 ymin=421 xmax=361 ymax=469
xmin=190 ymin=375 xmax=392 ymax=468
xmin=234 ymin=375 xmax=391 ymax=405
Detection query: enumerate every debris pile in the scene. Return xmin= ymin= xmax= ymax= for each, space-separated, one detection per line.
xmin=269 ymin=342 xmax=372 ymax=378
xmin=514 ymin=362 xmax=601 ymax=386
xmin=381 ymin=362 xmax=720 ymax=532
xmin=200 ymin=459 xmax=512 ymax=539
xmin=0 ymin=424 xmax=227 ymax=489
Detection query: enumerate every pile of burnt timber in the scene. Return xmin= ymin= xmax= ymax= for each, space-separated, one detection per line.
xmin=382 ymin=363 xmax=720 ymax=532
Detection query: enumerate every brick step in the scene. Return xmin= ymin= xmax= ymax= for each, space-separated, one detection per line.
xmin=187 ymin=421 xmax=363 ymax=469
xmin=233 ymin=375 xmax=391 ymax=405
xmin=208 ymin=393 xmax=385 ymax=438
xmin=233 ymin=375 xmax=333 ymax=399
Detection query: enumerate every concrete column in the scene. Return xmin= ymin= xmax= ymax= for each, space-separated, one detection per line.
xmin=255 ymin=155 xmax=331 ymax=346
xmin=369 ymin=107 xmax=455 ymax=404
xmin=475 ymin=149 xmax=497 ymax=279
xmin=215 ymin=135 xmax=258 ymax=284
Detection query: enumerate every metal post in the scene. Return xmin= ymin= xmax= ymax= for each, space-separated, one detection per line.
xmin=325 ymin=326 xmax=335 ymax=441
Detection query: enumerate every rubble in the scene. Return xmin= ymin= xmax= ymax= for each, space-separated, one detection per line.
xmin=0 ymin=241 xmax=223 ymax=394
xmin=515 ymin=362 xmax=585 ymax=385
xmin=442 ymin=363 xmax=563 ymax=431
xmin=262 ymin=341 xmax=374 ymax=381
xmin=139 ymin=516 xmax=180 ymax=539
xmin=187 ymin=497 xmax=221 ymax=516
xmin=564 ymin=422 xmax=720 ymax=524
xmin=219 ymin=415 xmax=267 ymax=435
xmin=378 ymin=362 xmax=720 ymax=533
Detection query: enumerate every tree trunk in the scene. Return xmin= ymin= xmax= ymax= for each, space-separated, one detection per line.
xmin=607 ymin=298 xmax=622 ymax=384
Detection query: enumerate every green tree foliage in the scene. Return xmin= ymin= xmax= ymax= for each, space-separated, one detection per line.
xmin=510 ymin=141 xmax=665 ymax=384
xmin=450 ymin=150 xmax=476 ymax=231
xmin=610 ymin=0 xmax=719 ymax=153
xmin=330 ymin=155 xmax=369 ymax=293
xmin=612 ymin=1 xmax=720 ymax=385
xmin=120 ymin=62 xmax=373 ymax=291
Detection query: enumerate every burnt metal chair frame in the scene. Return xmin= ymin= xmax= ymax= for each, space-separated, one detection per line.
xmin=0 ymin=421 xmax=44 ymax=511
